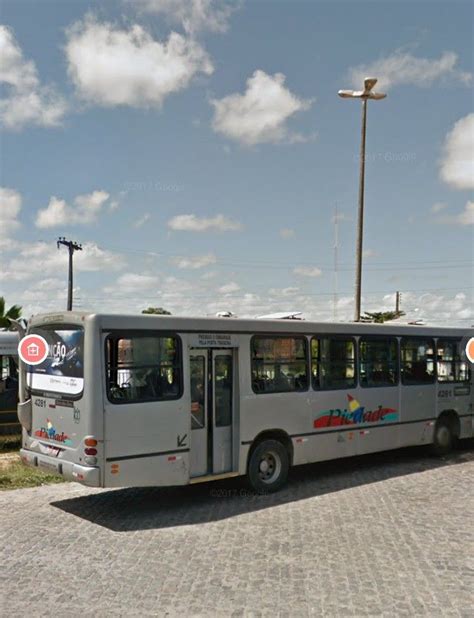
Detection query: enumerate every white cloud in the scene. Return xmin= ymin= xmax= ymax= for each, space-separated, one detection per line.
xmin=211 ymin=70 xmax=313 ymax=146
xmin=171 ymin=253 xmax=217 ymax=269
xmin=0 ymin=241 xmax=124 ymax=291
xmin=66 ymin=17 xmax=213 ymax=108
xmin=21 ymin=241 xmax=123 ymax=273
xmin=218 ymin=281 xmax=240 ymax=294
xmin=279 ymin=228 xmax=295 ymax=239
xmin=130 ymin=0 xmax=238 ymax=35
xmin=293 ymin=266 xmax=322 ymax=277
xmin=269 ymin=287 xmax=299 ymax=297
xmin=439 ymin=113 xmax=474 ymax=190
xmin=134 ymin=213 xmax=151 ymax=228
xmin=0 ymin=186 xmax=21 ymax=236
xmin=435 ymin=201 xmax=474 ymax=226
xmin=0 ymin=25 xmax=67 ymax=129
xmin=349 ymin=49 xmax=472 ymax=92
xmin=35 ymin=190 xmax=110 ymax=228
xmin=431 ymin=202 xmax=447 ymax=213
xmin=31 ymin=278 xmax=65 ymax=291
xmin=168 ymin=213 xmax=242 ymax=232
xmin=105 ymin=273 xmax=160 ymax=294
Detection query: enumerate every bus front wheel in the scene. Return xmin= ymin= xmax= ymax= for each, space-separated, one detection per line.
xmin=431 ymin=418 xmax=455 ymax=457
xmin=248 ymin=439 xmax=289 ymax=493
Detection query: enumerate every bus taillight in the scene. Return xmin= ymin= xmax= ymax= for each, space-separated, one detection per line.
xmin=84 ymin=438 xmax=98 ymax=447
xmin=84 ymin=448 xmax=97 ymax=456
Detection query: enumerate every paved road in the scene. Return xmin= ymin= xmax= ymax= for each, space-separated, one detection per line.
xmin=1 ymin=445 xmax=473 ymax=617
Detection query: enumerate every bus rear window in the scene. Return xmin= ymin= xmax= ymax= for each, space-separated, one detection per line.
xmin=26 ymin=327 xmax=84 ymax=397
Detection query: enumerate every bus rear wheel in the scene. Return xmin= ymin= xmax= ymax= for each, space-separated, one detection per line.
xmin=431 ymin=418 xmax=454 ymax=457
xmin=248 ymin=439 xmax=289 ymax=494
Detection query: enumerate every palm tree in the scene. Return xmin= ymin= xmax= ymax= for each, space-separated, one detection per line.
xmin=0 ymin=297 xmax=22 ymax=330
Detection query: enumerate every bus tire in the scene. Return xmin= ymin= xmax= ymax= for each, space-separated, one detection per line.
xmin=431 ymin=418 xmax=455 ymax=457
xmin=248 ymin=439 xmax=289 ymax=494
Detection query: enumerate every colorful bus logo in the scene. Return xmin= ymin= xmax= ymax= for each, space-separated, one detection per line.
xmin=34 ymin=419 xmax=72 ymax=445
xmin=314 ymin=394 xmax=398 ymax=428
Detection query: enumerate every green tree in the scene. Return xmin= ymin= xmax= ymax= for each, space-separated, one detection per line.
xmin=360 ymin=310 xmax=405 ymax=324
xmin=141 ymin=307 xmax=172 ymax=315
xmin=0 ymin=297 xmax=22 ymax=330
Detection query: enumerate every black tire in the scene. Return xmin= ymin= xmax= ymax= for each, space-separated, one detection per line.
xmin=431 ymin=418 xmax=455 ymax=457
xmin=247 ymin=439 xmax=289 ymax=493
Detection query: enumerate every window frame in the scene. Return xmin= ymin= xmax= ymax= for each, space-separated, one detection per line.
xmin=436 ymin=337 xmax=471 ymax=384
xmin=105 ymin=330 xmax=183 ymax=405
xmin=400 ymin=336 xmax=436 ymax=386
xmin=359 ymin=335 xmax=399 ymax=389
xmin=190 ymin=354 xmax=206 ymax=430
xmin=250 ymin=334 xmax=310 ymax=395
xmin=311 ymin=334 xmax=357 ymax=392
xmin=26 ymin=323 xmax=85 ymax=401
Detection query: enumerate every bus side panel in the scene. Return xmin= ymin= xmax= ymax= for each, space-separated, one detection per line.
xmin=399 ymin=384 xmax=436 ymax=447
xmin=103 ymin=398 xmax=191 ymax=487
xmin=436 ymin=385 xmax=474 ymax=440
xmin=103 ymin=451 xmax=190 ymax=487
xmin=102 ymin=333 xmax=191 ymax=488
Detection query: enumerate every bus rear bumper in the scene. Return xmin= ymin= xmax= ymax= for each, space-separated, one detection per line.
xmin=20 ymin=448 xmax=101 ymax=487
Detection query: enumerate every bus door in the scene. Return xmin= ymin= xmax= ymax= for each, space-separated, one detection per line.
xmin=189 ymin=349 xmax=234 ymax=478
xmin=399 ymin=337 xmax=437 ymax=445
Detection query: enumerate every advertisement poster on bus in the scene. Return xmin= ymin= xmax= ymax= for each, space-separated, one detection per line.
xmin=22 ymin=329 xmax=84 ymax=396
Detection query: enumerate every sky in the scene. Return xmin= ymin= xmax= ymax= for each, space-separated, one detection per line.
xmin=0 ymin=0 xmax=473 ymax=325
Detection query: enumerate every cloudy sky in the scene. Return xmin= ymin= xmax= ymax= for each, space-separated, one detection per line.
xmin=1 ymin=0 xmax=473 ymax=324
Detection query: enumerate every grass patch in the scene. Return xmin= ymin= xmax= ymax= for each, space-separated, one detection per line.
xmin=0 ymin=458 xmax=65 ymax=491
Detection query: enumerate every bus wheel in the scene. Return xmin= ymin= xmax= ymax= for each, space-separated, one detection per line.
xmin=248 ymin=439 xmax=289 ymax=494
xmin=431 ymin=418 xmax=454 ymax=457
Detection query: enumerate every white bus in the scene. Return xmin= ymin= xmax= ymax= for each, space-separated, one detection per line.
xmin=0 ymin=331 xmax=20 ymax=435
xmin=18 ymin=312 xmax=473 ymax=492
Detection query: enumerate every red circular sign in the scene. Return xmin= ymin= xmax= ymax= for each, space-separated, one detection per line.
xmin=18 ymin=334 xmax=49 ymax=365
xmin=466 ymin=337 xmax=474 ymax=364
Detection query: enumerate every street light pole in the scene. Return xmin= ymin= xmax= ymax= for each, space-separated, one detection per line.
xmin=57 ymin=237 xmax=82 ymax=311
xmin=355 ymin=97 xmax=368 ymax=323
xmin=338 ymin=77 xmax=386 ymax=321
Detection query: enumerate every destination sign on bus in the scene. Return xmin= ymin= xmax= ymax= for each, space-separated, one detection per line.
xmin=190 ymin=333 xmax=237 ymax=348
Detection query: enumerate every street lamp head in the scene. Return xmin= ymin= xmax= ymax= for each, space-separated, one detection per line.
xmin=338 ymin=82 xmax=386 ymax=101
xmin=368 ymin=91 xmax=387 ymax=100
xmin=338 ymin=89 xmax=356 ymax=98
xmin=363 ymin=77 xmax=378 ymax=92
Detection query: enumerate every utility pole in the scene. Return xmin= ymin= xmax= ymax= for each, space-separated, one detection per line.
xmin=338 ymin=77 xmax=387 ymax=321
xmin=333 ymin=204 xmax=339 ymax=321
xmin=57 ymin=237 xmax=82 ymax=311
xmin=395 ymin=291 xmax=401 ymax=314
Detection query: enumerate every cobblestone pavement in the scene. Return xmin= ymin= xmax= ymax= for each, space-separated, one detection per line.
xmin=1 ymin=445 xmax=473 ymax=617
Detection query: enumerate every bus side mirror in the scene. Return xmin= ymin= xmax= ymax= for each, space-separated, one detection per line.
xmin=17 ymin=399 xmax=32 ymax=432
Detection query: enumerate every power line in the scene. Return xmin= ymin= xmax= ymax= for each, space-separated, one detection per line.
xmin=75 ymin=285 xmax=473 ymax=302
xmin=35 ymin=238 xmax=471 ymax=270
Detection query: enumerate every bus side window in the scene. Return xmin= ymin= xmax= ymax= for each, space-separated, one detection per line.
xmin=401 ymin=338 xmax=435 ymax=385
xmin=190 ymin=356 xmax=205 ymax=429
xmin=311 ymin=338 xmax=320 ymax=389
xmin=251 ymin=336 xmax=308 ymax=394
xmin=106 ymin=334 xmax=182 ymax=403
xmin=315 ymin=337 xmax=356 ymax=390
xmin=437 ymin=339 xmax=470 ymax=383
xmin=359 ymin=337 xmax=398 ymax=387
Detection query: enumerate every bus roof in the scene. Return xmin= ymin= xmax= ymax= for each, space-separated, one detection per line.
xmin=0 ymin=331 xmax=19 ymax=356
xmin=27 ymin=311 xmax=473 ymax=338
